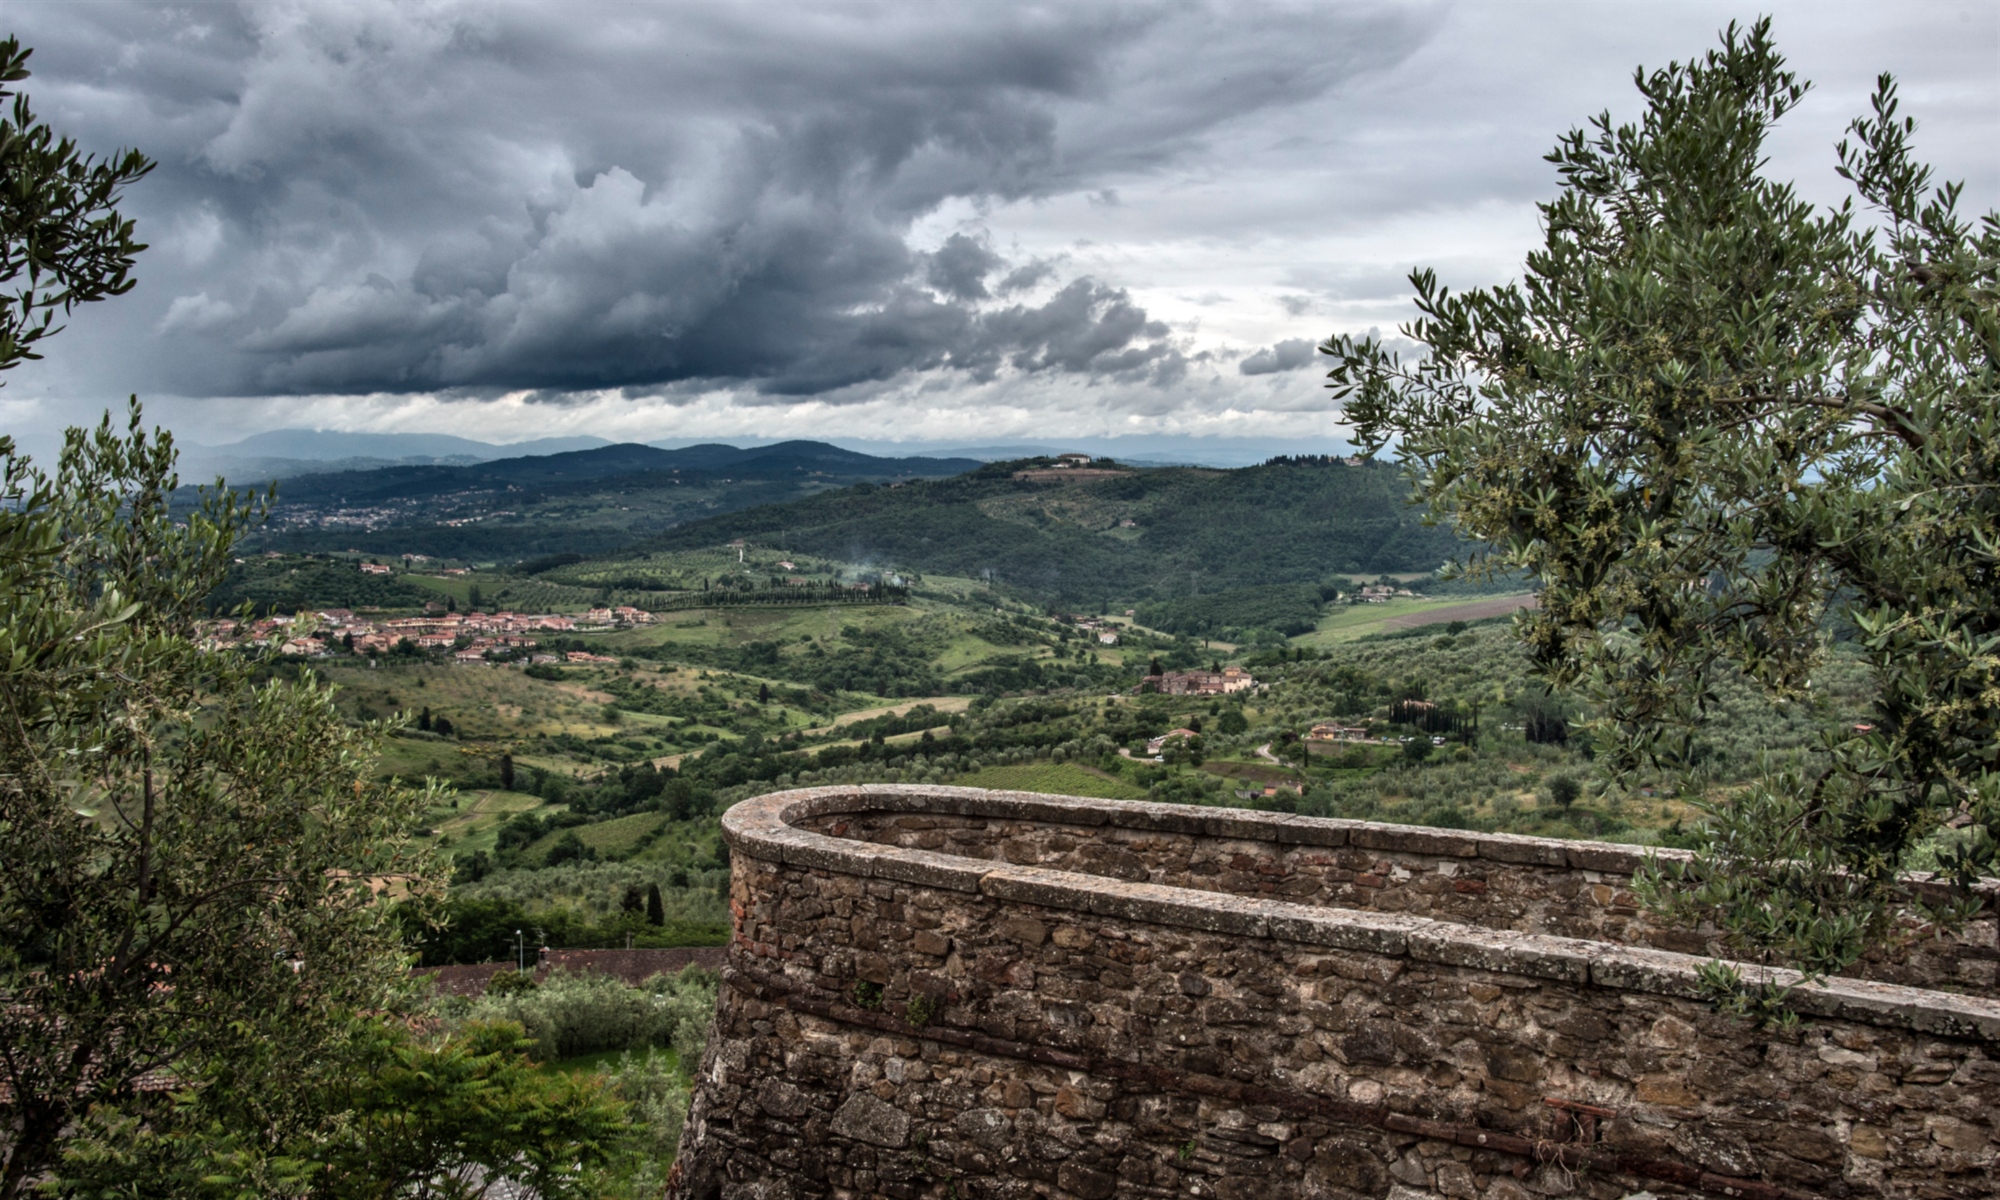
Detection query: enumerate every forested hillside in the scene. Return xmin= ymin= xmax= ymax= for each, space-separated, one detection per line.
xmin=235 ymin=440 xmax=982 ymax=560
xmin=625 ymin=458 xmax=1462 ymax=605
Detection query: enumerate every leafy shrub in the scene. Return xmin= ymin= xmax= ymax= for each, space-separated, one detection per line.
xmin=466 ymin=966 xmax=717 ymax=1063
xmin=1548 ymin=774 xmax=1581 ymax=810
xmin=604 ymin=1049 xmax=691 ymax=1193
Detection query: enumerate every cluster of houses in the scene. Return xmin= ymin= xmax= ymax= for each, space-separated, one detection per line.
xmin=1012 ymin=453 xmax=1129 ymax=482
xmin=356 ymin=553 xmax=462 ymax=576
xmin=1307 ymin=721 xmax=1374 ymax=742
xmin=1064 ymin=615 xmax=1122 ymax=646
xmin=1140 ymin=666 xmax=1257 ymax=695
xmin=200 ymin=604 xmax=655 ymax=664
xmin=1355 ymin=584 xmax=1419 ymax=603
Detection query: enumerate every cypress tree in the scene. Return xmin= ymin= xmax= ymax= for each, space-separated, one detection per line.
xmin=645 ymin=883 xmax=665 ymax=926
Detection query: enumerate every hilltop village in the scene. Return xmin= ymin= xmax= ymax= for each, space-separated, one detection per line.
xmin=202 ymin=603 xmax=650 ymax=664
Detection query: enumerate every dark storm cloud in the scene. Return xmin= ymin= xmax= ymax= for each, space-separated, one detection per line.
xmin=926 ymin=233 xmax=1004 ymax=302
xmin=1240 ymin=338 xmax=1318 ymax=375
xmin=9 ymin=1 xmax=1431 ymax=400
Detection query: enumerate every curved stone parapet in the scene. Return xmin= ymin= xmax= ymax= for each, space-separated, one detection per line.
xmin=669 ymin=785 xmax=2000 ymax=1200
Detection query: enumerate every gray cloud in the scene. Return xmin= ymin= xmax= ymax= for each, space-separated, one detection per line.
xmin=926 ymin=233 xmax=1004 ymax=302
xmin=4 ymin=0 xmax=1992 ymax=456
xmin=996 ymin=260 xmax=1058 ymax=295
xmin=1240 ymin=338 xmax=1317 ymax=375
xmin=7 ymin=1 xmax=1429 ymax=401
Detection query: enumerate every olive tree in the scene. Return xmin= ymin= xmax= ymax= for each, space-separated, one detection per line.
xmin=0 ymin=39 xmax=445 ymax=1195
xmin=1321 ymin=20 xmax=1997 ymax=985
xmin=0 ymin=37 xmax=150 ymax=378
xmin=0 ymin=407 xmax=446 ymax=1197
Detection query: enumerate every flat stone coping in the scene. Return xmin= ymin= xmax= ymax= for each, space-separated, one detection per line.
xmin=724 ymin=785 xmax=2000 ymax=1043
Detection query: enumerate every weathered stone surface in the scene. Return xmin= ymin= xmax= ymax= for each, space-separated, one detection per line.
xmin=828 ymin=1092 xmax=909 ymax=1147
xmin=783 ymin=784 xmax=1998 ymax=994
xmin=670 ymin=784 xmax=2000 ymax=1200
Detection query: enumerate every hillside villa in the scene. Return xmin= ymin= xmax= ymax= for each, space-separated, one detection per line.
xmin=1308 ymin=721 xmax=1372 ymax=742
xmin=1141 ymin=665 xmax=1257 ymax=696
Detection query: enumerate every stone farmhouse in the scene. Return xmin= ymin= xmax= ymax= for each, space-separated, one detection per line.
xmin=1143 ymin=665 xmax=1257 ymax=695
xmin=1309 ymin=721 xmax=1372 ymax=742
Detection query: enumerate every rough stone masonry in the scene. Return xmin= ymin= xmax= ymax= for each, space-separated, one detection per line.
xmin=666 ymin=785 xmax=2000 ymax=1200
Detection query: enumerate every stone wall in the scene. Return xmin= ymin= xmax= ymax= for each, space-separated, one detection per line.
xmin=801 ymin=804 xmax=1997 ymax=995
xmin=668 ymin=786 xmax=2000 ymax=1200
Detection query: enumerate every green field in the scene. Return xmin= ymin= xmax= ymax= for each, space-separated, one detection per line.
xmin=524 ymin=811 xmax=672 ymax=860
xmin=949 ymin=762 xmax=1147 ymax=800
xmin=432 ymin=788 xmax=556 ymax=855
xmin=1293 ymin=596 xmax=1526 ymax=646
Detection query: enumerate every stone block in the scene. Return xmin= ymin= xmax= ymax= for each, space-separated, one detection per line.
xmin=1348 ymin=821 xmax=1481 ymax=858
xmin=1273 ymin=814 xmax=1351 ymax=848
xmin=1562 ymin=842 xmax=1645 ymax=874
xmin=978 ymin=864 xmax=1100 ymax=913
xmin=870 ymin=846 xmax=985 ymax=893
xmin=769 ymin=827 xmax=873 ymax=877
xmin=829 ymin=1092 xmax=910 ymax=1148
xmin=1082 ymin=881 xmax=1269 ymax=938
xmin=1056 ymin=1162 xmax=1118 ymax=1199
xmin=1406 ymin=923 xmax=1591 ymax=984
xmin=1265 ymin=907 xmax=1419 ymax=958
xmin=1052 ymin=924 xmax=1093 ymax=949
xmin=1473 ymin=833 xmax=1570 ymax=867
xmin=1198 ymin=810 xmax=1293 ymax=844
xmin=1113 ymin=804 xmax=1214 ymax=838
xmin=997 ymin=917 xmax=1048 ymax=947
xmin=955 ymin=1106 xmax=1013 ymax=1150
xmin=1587 ymin=945 xmax=1709 ymax=1000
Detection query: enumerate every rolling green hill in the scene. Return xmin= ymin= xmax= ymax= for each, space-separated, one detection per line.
xmin=234 ymin=440 xmax=982 ymax=560
xmin=612 ymin=457 xmax=1462 ymax=606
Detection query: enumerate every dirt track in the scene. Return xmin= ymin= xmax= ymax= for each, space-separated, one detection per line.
xmin=1381 ymin=594 xmax=1539 ymax=630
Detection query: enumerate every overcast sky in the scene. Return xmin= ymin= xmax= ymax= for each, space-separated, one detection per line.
xmin=3 ymin=0 xmax=1995 ymax=458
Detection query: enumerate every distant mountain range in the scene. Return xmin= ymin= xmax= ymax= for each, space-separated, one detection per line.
xmin=193 ymin=428 xmax=616 ymax=461
xmin=180 ymin=429 xmax=617 ymax=479
xmin=264 ymin=441 xmax=983 ymax=505
xmin=184 ymin=428 xmax=1355 ymax=480
xmin=241 ymin=440 xmax=989 ymax=559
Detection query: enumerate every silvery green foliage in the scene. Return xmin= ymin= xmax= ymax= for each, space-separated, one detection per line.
xmin=0 ymin=407 xmax=444 ymax=1198
xmin=0 ymin=38 xmax=152 ymax=382
xmin=466 ymin=966 xmax=718 ymax=1063
xmin=1323 ymin=19 xmax=1998 ymax=979
xmin=455 ymin=860 xmax=727 ymax=921
xmin=606 ymin=1049 xmax=692 ymax=1196
xmin=0 ymin=43 xmax=445 ymax=1194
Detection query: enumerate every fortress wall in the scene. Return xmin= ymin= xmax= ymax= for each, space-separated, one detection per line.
xmin=803 ymin=800 xmax=1997 ymax=995
xmin=669 ymin=786 xmax=2000 ymax=1200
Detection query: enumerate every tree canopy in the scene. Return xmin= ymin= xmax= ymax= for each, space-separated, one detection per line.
xmin=0 ymin=408 xmax=452 ymax=1194
xmin=1322 ymin=20 xmax=1998 ymax=983
xmin=0 ymin=37 xmax=151 ymax=380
